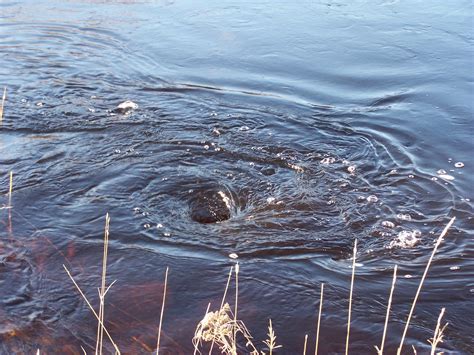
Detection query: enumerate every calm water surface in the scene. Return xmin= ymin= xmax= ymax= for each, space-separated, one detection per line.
xmin=0 ymin=0 xmax=473 ymax=353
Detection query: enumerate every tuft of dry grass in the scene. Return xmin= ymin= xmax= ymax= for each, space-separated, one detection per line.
xmin=262 ymin=319 xmax=282 ymax=354
xmin=428 ymin=308 xmax=448 ymax=355
xmin=192 ymin=302 xmax=257 ymax=355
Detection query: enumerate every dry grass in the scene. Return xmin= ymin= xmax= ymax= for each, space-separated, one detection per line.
xmin=397 ymin=217 xmax=456 ymax=355
xmin=314 ymin=283 xmax=324 ymax=355
xmin=345 ymin=239 xmax=357 ymax=355
xmin=156 ymin=266 xmax=169 ymax=355
xmin=8 ymin=171 xmax=13 ymax=207
xmin=375 ymin=265 xmax=398 ymax=355
xmin=428 ymin=308 xmax=448 ymax=355
xmin=48 ymin=203 xmax=455 ymax=354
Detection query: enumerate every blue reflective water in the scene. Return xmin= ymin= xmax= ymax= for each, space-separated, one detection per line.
xmin=0 ymin=1 xmax=473 ymax=353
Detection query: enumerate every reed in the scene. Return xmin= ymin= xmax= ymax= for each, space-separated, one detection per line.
xmin=397 ymin=217 xmax=455 ymax=355
xmin=156 ymin=267 xmax=169 ymax=355
xmin=262 ymin=319 xmax=281 ymax=354
xmin=8 ymin=171 xmax=13 ymax=207
xmin=303 ymin=334 xmax=308 ymax=355
xmin=375 ymin=265 xmax=398 ymax=355
xmin=96 ymin=213 xmax=110 ymax=355
xmin=314 ymin=283 xmax=324 ymax=355
xmin=428 ymin=308 xmax=448 ymax=355
xmin=345 ymin=239 xmax=357 ymax=355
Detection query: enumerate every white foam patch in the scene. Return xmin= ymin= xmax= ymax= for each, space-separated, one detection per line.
xmin=389 ymin=230 xmax=421 ymax=249
xmin=218 ymin=191 xmax=232 ymax=210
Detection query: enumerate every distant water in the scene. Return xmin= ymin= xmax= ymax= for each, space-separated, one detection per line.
xmin=0 ymin=0 xmax=473 ymax=353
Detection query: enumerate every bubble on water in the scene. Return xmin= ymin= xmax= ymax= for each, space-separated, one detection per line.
xmin=431 ymin=177 xmax=438 ymax=181
xmin=367 ymin=195 xmax=378 ymax=203
xmin=381 ymin=221 xmax=395 ymax=228
xmin=437 ymin=169 xmax=447 ymax=175
xmin=388 ymin=169 xmax=397 ymax=175
xmin=239 ymin=126 xmax=250 ymax=131
xmin=396 ymin=213 xmax=411 ymax=221
xmin=203 ymin=145 xmax=209 ymax=150
xmin=163 ymin=232 xmax=171 ymax=237
xmin=438 ymin=174 xmax=455 ymax=181
xmin=214 ymin=147 xmax=222 ymax=152
xmin=389 ymin=230 xmax=421 ymax=248
xmin=229 ymin=253 xmax=239 ymax=259
xmin=267 ymin=197 xmax=276 ymax=204
xmin=404 ymin=274 xmax=413 ymax=279
xmin=320 ymin=157 xmax=336 ymax=165
xmin=143 ymin=223 xmax=151 ymax=229
xmin=450 ymin=266 xmax=460 ymax=271
xmin=212 ymin=127 xmax=221 ymax=135
xmin=162 ymin=177 xmax=168 ymax=181
xmin=142 ymin=211 xmax=150 ymax=216
xmin=249 ymin=162 xmax=255 ymax=166
xmin=156 ymin=223 xmax=163 ymax=229
xmin=347 ymin=165 xmax=356 ymax=174
xmin=36 ymin=102 xmax=44 ymax=107
xmin=408 ymin=174 xmax=415 ymax=179
xmin=114 ymin=149 xmax=121 ymax=154
xmin=133 ymin=207 xmax=140 ymax=212
xmin=21 ymin=98 xmax=27 ymax=103
xmin=357 ymin=195 xmax=366 ymax=202
xmin=454 ymin=162 xmax=464 ymax=168
xmin=88 ymin=108 xmax=95 ymax=113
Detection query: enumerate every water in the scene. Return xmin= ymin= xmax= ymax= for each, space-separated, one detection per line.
xmin=1 ymin=0 xmax=473 ymax=353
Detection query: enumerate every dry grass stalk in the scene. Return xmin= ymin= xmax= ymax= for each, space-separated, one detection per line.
xmin=345 ymin=239 xmax=357 ymax=355
xmin=63 ymin=264 xmax=120 ymax=354
xmin=262 ymin=319 xmax=282 ymax=354
xmin=397 ymin=217 xmax=455 ymax=355
xmin=428 ymin=308 xmax=448 ymax=355
xmin=209 ymin=266 xmax=234 ymax=355
xmin=8 ymin=171 xmax=13 ymax=207
xmin=412 ymin=345 xmax=417 ymax=354
xmin=96 ymin=213 xmax=110 ymax=355
xmin=0 ymin=87 xmax=6 ymax=123
xmin=156 ymin=266 xmax=169 ymax=355
xmin=314 ymin=283 xmax=324 ymax=355
xmin=303 ymin=334 xmax=308 ymax=355
xmin=375 ymin=265 xmax=398 ymax=355
xmin=233 ymin=263 xmax=239 ymax=354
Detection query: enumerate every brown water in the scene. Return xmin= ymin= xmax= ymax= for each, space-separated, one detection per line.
xmin=0 ymin=0 xmax=473 ymax=353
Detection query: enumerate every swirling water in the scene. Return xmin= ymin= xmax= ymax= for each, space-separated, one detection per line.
xmin=0 ymin=0 xmax=473 ymax=353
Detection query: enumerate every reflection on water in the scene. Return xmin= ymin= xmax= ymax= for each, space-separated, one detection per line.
xmin=1 ymin=0 xmax=473 ymax=353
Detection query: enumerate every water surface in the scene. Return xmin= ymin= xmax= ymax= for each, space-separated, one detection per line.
xmin=1 ymin=0 xmax=473 ymax=353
